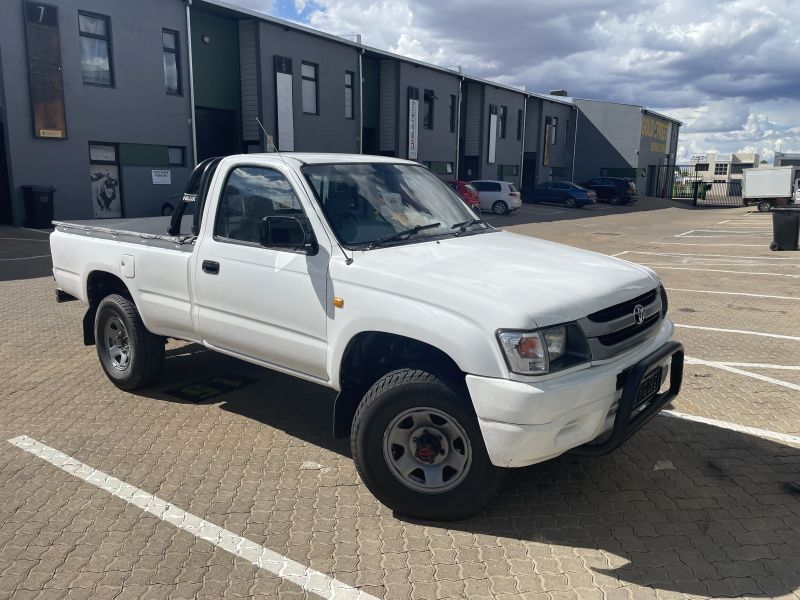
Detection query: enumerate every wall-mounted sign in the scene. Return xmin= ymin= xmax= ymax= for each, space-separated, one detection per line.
xmin=274 ymin=55 xmax=294 ymax=151
xmin=151 ymin=169 xmax=171 ymax=185
xmin=408 ymin=99 xmax=419 ymax=160
xmin=641 ymin=115 xmax=669 ymax=142
xmin=690 ymin=154 xmax=708 ymax=162
xmin=24 ymin=1 xmax=67 ymax=139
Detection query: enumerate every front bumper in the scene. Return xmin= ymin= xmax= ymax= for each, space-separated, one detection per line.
xmin=466 ymin=323 xmax=683 ymax=467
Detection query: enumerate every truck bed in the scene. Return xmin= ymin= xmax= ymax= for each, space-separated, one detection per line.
xmin=53 ymin=215 xmax=195 ymax=251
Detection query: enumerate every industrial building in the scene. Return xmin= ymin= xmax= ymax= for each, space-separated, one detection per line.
xmin=0 ymin=0 xmax=676 ymax=226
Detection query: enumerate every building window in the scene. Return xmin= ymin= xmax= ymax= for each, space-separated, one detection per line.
xmin=162 ymin=29 xmax=181 ymax=95
xmin=79 ymin=12 xmax=113 ymax=86
xmin=344 ymin=71 xmax=354 ymax=119
xmin=497 ymin=164 xmax=518 ymax=178
xmin=168 ymin=146 xmax=185 ymax=166
xmin=423 ymin=89 xmax=435 ymax=130
xmin=89 ymin=143 xmax=122 ymax=218
xmin=498 ymin=106 xmax=507 ymax=138
xmin=449 ymin=95 xmax=456 ymax=133
xmin=516 ymin=109 xmax=523 ymax=141
xmin=551 ymin=117 xmax=558 ymax=144
xmin=714 ymin=163 xmax=728 ymax=175
xmin=695 ymin=163 xmax=709 ymax=172
xmin=424 ymin=161 xmax=454 ymax=176
xmin=301 ymin=62 xmax=318 ymax=115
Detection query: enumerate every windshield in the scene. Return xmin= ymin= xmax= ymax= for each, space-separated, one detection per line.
xmin=303 ymin=163 xmax=484 ymax=247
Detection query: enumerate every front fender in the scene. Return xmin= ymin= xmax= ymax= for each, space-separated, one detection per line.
xmin=326 ymin=288 xmax=507 ymax=390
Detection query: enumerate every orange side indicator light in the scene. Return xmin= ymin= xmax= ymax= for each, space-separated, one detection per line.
xmin=333 ymin=297 xmax=344 ymax=309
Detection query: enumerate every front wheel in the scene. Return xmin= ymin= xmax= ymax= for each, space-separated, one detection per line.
xmin=565 ymin=197 xmax=577 ymax=209
xmin=492 ymin=200 xmax=509 ymax=215
xmin=95 ymin=294 xmax=165 ymax=390
xmin=351 ymin=369 xmax=503 ymax=520
xmin=757 ymin=200 xmax=773 ymax=212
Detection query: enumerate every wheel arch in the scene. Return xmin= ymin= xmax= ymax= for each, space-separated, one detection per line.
xmin=82 ymin=270 xmax=133 ymax=345
xmin=332 ymin=331 xmax=467 ymax=437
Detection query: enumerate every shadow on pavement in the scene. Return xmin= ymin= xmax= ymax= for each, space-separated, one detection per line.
xmin=0 ymin=226 xmax=53 ymax=282
xmin=141 ymin=345 xmax=799 ymax=597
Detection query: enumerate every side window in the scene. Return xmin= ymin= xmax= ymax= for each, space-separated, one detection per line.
xmin=471 ymin=181 xmax=485 ymax=191
xmin=489 ymin=182 xmax=502 ymax=192
xmin=214 ymin=166 xmax=305 ymax=245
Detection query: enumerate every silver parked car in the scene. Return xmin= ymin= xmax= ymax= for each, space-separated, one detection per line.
xmin=470 ymin=180 xmax=523 ymax=215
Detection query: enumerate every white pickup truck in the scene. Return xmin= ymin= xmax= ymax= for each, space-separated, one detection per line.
xmin=50 ymin=154 xmax=683 ymax=520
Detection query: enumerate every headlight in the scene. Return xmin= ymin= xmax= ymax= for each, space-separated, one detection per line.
xmin=497 ymin=324 xmax=583 ymax=375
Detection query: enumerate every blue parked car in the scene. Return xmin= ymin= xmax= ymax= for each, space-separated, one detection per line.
xmin=524 ymin=181 xmax=596 ymax=208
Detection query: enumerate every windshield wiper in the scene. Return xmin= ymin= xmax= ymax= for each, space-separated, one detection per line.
xmin=451 ymin=218 xmax=486 ymax=236
xmin=368 ymin=222 xmax=442 ymax=249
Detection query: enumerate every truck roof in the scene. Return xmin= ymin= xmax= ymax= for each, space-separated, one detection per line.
xmin=228 ymin=153 xmax=419 ymax=166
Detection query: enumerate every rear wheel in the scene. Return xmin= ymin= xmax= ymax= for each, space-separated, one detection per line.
xmin=757 ymin=200 xmax=773 ymax=212
xmin=610 ymin=195 xmax=622 ymax=206
xmin=565 ymin=197 xmax=577 ymax=209
xmin=351 ymin=368 xmax=503 ymax=520
xmin=492 ymin=200 xmax=509 ymax=215
xmin=95 ymin=294 xmax=164 ymax=390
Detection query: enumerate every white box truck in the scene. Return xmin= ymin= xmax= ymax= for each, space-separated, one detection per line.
xmin=742 ymin=166 xmax=800 ymax=211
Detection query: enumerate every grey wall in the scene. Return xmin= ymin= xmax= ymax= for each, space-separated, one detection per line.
xmin=538 ymin=100 xmax=575 ymax=183
xmin=480 ymin=85 xmax=525 ymax=182
xmin=572 ymin=99 xmax=641 ymax=184
xmin=258 ymin=21 xmax=359 ymax=154
xmin=0 ymin=0 xmax=193 ymax=224
xmin=396 ymin=63 xmax=459 ymax=168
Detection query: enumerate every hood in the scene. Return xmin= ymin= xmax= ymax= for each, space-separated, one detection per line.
xmin=343 ymin=230 xmax=659 ymax=329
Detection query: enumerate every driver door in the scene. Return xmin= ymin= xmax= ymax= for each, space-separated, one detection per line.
xmin=194 ymin=165 xmax=330 ymax=380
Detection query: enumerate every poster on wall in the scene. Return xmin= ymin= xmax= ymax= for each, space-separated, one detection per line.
xmin=487 ymin=114 xmax=497 ymax=164
xmin=24 ymin=1 xmax=67 ymax=139
xmin=90 ymin=165 xmax=122 ymax=218
xmin=542 ymin=124 xmax=552 ymax=166
xmin=274 ymin=55 xmax=295 ymax=151
xmin=408 ymin=99 xmax=419 ymax=160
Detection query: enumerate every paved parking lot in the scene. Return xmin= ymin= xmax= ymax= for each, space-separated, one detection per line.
xmin=1 ymin=198 xmax=798 ymax=599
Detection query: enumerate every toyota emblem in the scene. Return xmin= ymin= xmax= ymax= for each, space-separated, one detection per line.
xmin=633 ymin=304 xmax=645 ymax=325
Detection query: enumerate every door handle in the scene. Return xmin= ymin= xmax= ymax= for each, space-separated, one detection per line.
xmin=202 ymin=260 xmax=220 ymax=274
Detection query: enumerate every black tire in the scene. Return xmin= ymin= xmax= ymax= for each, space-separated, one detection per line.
xmin=492 ymin=200 xmax=508 ymax=215
xmin=94 ymin=294 xmax=165 ymax=390
xmin=610 ymin=195 xmax=622 ymax=206
xmin=351 ymin=368 xmax=503 ymax=520
xmin=565 ymin=197 xmax=577 ymax=209
xmin=770 ymin=242 xmax=779 ymax=251
xmin=757 ymin=200 xmax=772 ymax=213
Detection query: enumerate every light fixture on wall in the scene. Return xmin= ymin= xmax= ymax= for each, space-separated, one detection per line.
xmin=201 ymin=34 xmax=211 ymax=44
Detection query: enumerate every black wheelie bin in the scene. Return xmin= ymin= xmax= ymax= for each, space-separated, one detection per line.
xmin=770 ymin=207 xmax=800 ymax=251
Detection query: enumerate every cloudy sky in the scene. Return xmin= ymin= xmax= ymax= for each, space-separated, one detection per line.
xmin=229 ymin=0 xmax=799 ymax=163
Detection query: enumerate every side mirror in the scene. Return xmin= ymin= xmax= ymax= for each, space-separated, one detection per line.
xmin=260 ymin=215 xmax=318 ymax=255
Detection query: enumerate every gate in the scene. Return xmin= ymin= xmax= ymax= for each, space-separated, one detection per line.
xmin=671 ymin=165 xmax=743 ymax=207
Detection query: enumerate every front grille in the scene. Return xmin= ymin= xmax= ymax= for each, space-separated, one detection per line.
xmin=597 ymin=313 xmax=660 ymax=346
xmin=587 ymin=289 xmax=658 ymax=323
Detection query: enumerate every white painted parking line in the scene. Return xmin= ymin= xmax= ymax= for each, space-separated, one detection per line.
xmin=666 ymin=288 xmax=800 ymax=301
xmin=655 ymin=242 xmax=766 ymax=247
xmin=633 ymin=265 xmax=800 ymax=277
xmin=6 ymin=435 xmax=379 ymax=600
xmin=676 ymin=324 xmax=800 ymax=341
xmin=628 ymin=251 xmax=798 ymax=261
xmin=0 ymin=255 xmax=50 ymax=261
xmin=0 ymin=237 xmax=50 ymax=242
xmin=711 ymin=362 xmax=800 ymax=371
xmin=662 ymin=411 xmax=800 ymax=447
xmin=685 ymin=357 xmax=800 ymax=393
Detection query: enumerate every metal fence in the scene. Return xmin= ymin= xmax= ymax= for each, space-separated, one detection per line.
xmin=671 ymin=165 xmax=744 ymax=207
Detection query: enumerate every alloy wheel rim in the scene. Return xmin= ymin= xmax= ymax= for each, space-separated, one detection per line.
xmin=104 ymin=316 xmax=130 ymax=371
xmin=382 ymin=406 xmax=472 ymax=493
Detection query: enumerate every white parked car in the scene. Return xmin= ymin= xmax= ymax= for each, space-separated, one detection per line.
xmin=470 ymin=180 xmax=523 ymax=215
xmin=50 ymin=154 xmax=683 ymax=520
